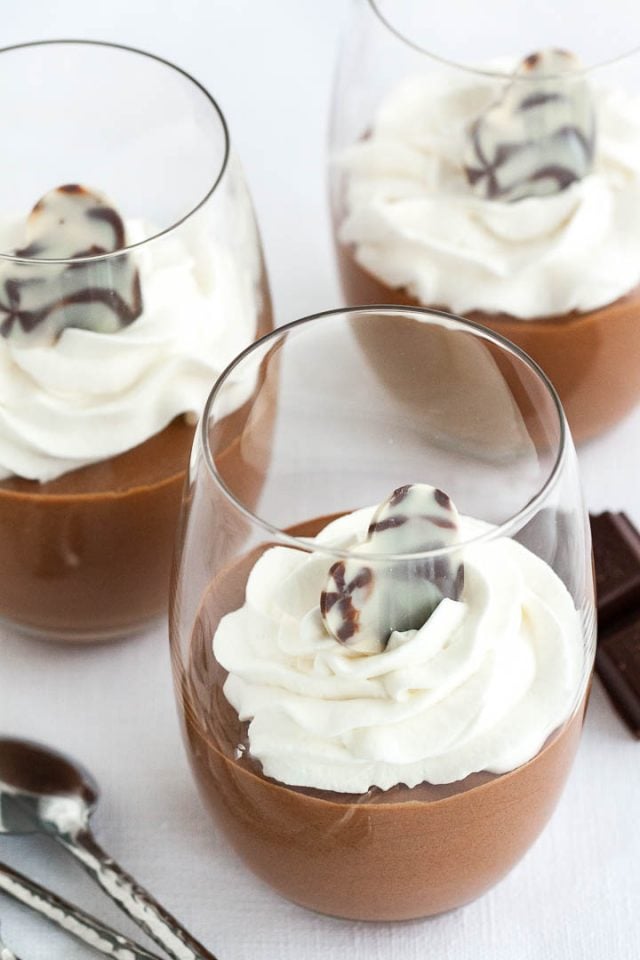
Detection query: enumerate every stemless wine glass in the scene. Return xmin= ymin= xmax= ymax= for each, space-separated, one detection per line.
xmin=170 ymin=306 xmax=595 ymax=922
xmin=0 ymin=40 xmax=272 ymax=642
xmin=329 ymin=0 xmax=640 ymax=442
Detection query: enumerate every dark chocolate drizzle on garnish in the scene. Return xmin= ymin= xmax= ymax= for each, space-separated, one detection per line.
xmin=368 ymin=515 xmax=407 ymax=534
xmin=13 ymin=242 xmax=44 ymax=258
xmin=0 ymin=184 xmax=143 ymax=345
xmin=321 ymin=484 xmax=465 ymax=654
xmin=0 ymin=277 xmax=143 ymax=340
xmin=465 ymin=124 xmax=593 ymax=202
xmin=519 ymin=91 xmax=562 ymax=111
xmin=389 ymin=484 xmax=411 ymax=507
xmin=464 ymin=48 xmax=596 ymax=203
xmin=522 ymin=48 xmax=572 ymax=72
xmin=369 ymin=513 xmax=457 ymax=535
xmin=320 ymin=562 xmax=374 ymax=644
xmin=434 ymin=488 xmax=450 ymax=508
xmin=87 ymin=206 xmax=126 ymax=249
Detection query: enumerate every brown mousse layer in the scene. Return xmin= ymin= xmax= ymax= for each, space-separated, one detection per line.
xmin=174 ymin=516 xmax=588 ymax=921
xmin=0 ymin=417 xmax=193 ymax=641
xmin=0 ymin=305 xmax=274 ymax=642
xmin=337 ymin=244 xmax=640 ymax=444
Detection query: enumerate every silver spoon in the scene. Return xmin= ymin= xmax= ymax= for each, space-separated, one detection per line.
xmin=0 ymin=860 xmax=163 ymax=959
xmin=0 ymin=738 xmax=218 ymax=960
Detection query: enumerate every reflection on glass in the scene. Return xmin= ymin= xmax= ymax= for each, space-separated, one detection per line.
xmin=171 ymin=306 xmax=595 ymax=921
xmin=0 ymin=41 xmax=272 ymax=642
xmin=329 ymin=0 xmax=640 ymax=441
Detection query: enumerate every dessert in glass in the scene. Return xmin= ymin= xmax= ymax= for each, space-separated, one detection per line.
xmin=170 ymin=306 xmax=595 ymax=921
xmin=0 ymin=40 xmax=272 ymax=642
xmin=329 ymin=0 xmax=640 ymax=442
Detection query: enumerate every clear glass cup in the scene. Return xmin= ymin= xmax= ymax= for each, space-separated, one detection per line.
xmin=170 ymin=306 xmax=595 ymax=921
xmin=329 ymin=0 xmax=640 ymax=443
xmin=0 ymin=40 xmax=272 ymax=642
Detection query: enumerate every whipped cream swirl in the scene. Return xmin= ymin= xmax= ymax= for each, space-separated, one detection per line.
xmin=214 ymin=508 xmax=584 ymax=793
xmin=0 ymin=155 xmax=263 ymax=482
xmin=337 ymin=71 xmax=640 ymax=318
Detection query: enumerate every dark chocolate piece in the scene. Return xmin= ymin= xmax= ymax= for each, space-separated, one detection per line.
xmin=590 ymin=511 xmax=640 ymax=738
xmin=596 ymin=613 xmax=640 ymax=739
xmin=590 ymin=512 xmax=640 ymax=630
xmin=0 ymin=184 xmax=143 ymax=346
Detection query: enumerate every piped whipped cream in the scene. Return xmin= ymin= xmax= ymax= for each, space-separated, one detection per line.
xmin=0 ymin=156 xmax=263 ymax=482
xmin=337 ymin=69 xmax=640 ymax=318
xmin=214 ymin=506 xmax=584 ymax=793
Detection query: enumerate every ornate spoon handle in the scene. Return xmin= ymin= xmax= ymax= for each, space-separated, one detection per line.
xmin=0 ymin=860 xmax=162 ymax=960
xmin=58 ymin=829 xmax=218 ymax=960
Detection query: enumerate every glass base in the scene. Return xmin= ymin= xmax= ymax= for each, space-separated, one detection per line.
xmin=0 ymin=610 xmax=166 ymax=645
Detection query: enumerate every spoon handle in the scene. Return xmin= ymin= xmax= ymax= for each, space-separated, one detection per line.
xmin=0 ymin=860 xmax=163 ymax=960
xmin=58 ymin=830 xmax=219 ymax=960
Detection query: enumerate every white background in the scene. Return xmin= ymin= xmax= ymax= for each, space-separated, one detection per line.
xmin=2 ymin=2 xmax=640 ymax=958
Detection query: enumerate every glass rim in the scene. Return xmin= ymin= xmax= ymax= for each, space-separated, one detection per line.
xmin=368 ymin=0 xmax=640 ymax=80
xmin=0 ymin=38 xmax=230 ymax=265
xmin=201 ymin=305 xmax=570 ymax=562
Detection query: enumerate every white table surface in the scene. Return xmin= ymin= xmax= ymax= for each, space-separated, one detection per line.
xmin=2 ymin=2 xmax=640 ymax=958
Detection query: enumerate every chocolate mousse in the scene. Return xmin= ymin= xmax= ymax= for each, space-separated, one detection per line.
xmin=0 ymin=184 xmax=272 ymax=641
xmin=173 ymin=493 xmax=590 ymax=920
xmin=334 ymin=49 xmax=640 ymax=442
xmin=0 ymin=416 xmax=192 ymax=639
xmin=337 ymin=253 xmax=640 ymax=444
xmin=0 ymin=387 xmax=271 ymax=640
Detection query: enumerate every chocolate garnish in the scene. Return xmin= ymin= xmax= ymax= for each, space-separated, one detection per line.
xmin=464 ymin=49 xmax=595 ymax=202
xmin=590 ymin=511 xmax=640 ymax=738
xmin=320 ymin=484 xmax=464 ymax=655
xmin=0 ymin=184 xmax=142 ymax=345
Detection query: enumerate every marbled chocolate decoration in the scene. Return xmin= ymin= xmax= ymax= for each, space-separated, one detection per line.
xmin=320 ymin=484 xmax=464 ymax=654
xmin=464 ymin=49 xmax=595 ymax=202
xmin=0 ymin=184 xmax=142 ymax=345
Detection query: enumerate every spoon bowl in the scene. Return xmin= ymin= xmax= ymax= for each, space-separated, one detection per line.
xmin=0 ymin=737 xmax=217 ymax=960
xmin=0 ymin=738 xmax=97 ymax=837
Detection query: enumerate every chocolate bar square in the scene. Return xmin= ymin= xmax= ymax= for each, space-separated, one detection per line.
xmin=596 ymin=614 xmax=640 ymax=739
xmin=590 ymin=511 xmax=640 ymax=738
xmin=590 ymin=512 xmax=640 ymax=629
